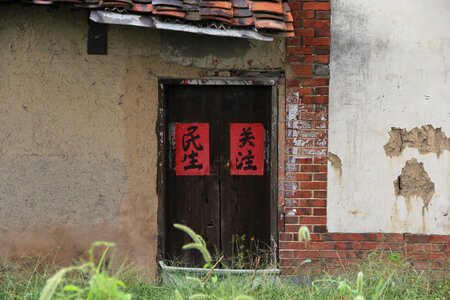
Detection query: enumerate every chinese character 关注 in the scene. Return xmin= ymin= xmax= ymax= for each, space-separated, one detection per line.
xmin=238 ymin=127 xmax=255 ymax=147
xmin=236 ymin=150 xmax=257 ymax=171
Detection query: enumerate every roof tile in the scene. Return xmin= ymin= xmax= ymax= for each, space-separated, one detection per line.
xmin=7 ymin=0 xmax=294 ymax=37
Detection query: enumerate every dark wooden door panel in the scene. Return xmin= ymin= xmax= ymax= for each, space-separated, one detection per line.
xmin=219 ymin=86 xmax=271 ymax=254
xmin=166 ymin=86 xmax=221 ymax=265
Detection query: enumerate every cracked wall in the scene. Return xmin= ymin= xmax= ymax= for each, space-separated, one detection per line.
xmin=328 ymin=0 xmax=450 ymax=234
xmin=0 ymin=6 xmax=283 ymax=276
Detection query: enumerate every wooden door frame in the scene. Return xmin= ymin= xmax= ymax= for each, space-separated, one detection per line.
xmin=156 ymin=77 xmax=279 ymax=262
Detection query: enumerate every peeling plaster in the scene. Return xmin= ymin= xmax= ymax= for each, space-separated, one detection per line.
xmin=384 ymin=125 xmax=450 ymax=156
xmin=393 ymin=158 xmax=435 ymax=209
xmin=328 ymin=152 xmax=342 ymax=175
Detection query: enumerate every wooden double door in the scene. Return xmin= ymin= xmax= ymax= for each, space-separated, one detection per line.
xmin=164 ymin=84 xmax=273 ymax=265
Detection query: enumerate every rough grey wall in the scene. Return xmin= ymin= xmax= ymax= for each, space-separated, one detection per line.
xmin=0 ymin=5 xmax=284 ymax=276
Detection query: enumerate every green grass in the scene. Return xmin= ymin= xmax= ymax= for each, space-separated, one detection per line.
xmin=0 ymin=252 xmax=448 ymax=300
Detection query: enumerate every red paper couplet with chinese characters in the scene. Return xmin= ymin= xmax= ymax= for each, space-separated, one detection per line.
xmin=230 ymin=123 xmax=264 ymax=176
xmin=175 ymin=123 xmax=210 ymax=176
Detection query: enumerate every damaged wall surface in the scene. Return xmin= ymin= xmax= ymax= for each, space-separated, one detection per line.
xmin=328 ymin=0 xmax=450 ymax=234
xmin=0 ymin=6 xmax=284 ymax=276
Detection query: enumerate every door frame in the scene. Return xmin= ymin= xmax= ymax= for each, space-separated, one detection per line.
xmin=156 ymin=77 xmax=279 ymax=262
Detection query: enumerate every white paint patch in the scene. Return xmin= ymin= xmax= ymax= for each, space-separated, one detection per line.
xmin=287 ymin=104 xmax=299 ymax=121
xmin=328 ymin=0 xmax=450 ymax=234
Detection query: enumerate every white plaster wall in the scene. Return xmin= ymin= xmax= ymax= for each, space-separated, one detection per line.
xmin=328 ymin=0 xmax=450 ymax=234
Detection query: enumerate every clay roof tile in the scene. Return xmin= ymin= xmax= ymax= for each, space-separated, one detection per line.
xmin=10 ymin=0 xmax=294 ymax=37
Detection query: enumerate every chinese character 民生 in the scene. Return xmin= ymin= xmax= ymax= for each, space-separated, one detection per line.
xmin=182 ymin=126 xmax=204 ymax=152
xmin=236 ymin=150 xmax=257 ymax=171
xmin=182 ymin=150 xmax=203 ymax=170
xmin=238 ymin=127 xmax=255 ymax=147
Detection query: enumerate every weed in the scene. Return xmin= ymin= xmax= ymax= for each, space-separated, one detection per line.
xmin=0 ymin=227 xmax=447 ymax=299
xmin=39 ymin=242 xmax=131 ymax=300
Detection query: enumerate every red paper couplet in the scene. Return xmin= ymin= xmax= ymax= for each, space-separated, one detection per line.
xmin=230 ymin=123 xmax=264 ymax=176
xmin=175 ymin=123 xmax=210 ymax=176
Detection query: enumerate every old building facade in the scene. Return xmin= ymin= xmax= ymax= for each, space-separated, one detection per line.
xmin=0 ymin=0 xmax=449 ymax=276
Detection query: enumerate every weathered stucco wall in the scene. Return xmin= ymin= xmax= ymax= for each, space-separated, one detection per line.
xmin=0 ymin=5 xmax=284 ymax=276
xmin=329 ymin=0 xmax=450 ymax=234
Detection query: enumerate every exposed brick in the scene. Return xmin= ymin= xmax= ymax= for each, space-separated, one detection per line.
xmin=300 ymin=199 xmax=326 ymax=207
xmin=306 ymin=241 xmax=336 ymax=250
xmin=298 ymin=87 xmax=314 ymax=95
xmin=322 ymin=233 xmax=366 ymax=241
xmin=303 ymin=19 xmax=330 ymax=29
xmin=288 ymin=46 xmax=314 ymax=56
xmin=301 ymin=78 xmax=329 ymax=87
xmin=291 ymin=64 xmax=314 ymax=77
xmin=303 ymin=55 xmax=330 ymax=64
xmin=279 ymin=250 xmax=294 ymax=260
xmin=294 ymin=28 xmax=315 ymax=37
xmin=280 ymin=241 xmax=306 ymax=250
xmin=428 ymin=235 xmax=450 ymax=243
xmin=313 ymin=173 xmax=327 ymax=181
xmin=291 ymin=173 xmax=311 ymax=181
xmin=313 ymin=191 xmax=327 ymax=198
xmin=286 ymin=79 xmax=300 ymax=87
xmin=316 ymin=11 xmax=331 ymax=19
xmin=297 ymin=207 xmax=313 ymax=215
xmin=304 ymin=37 xmax=330 ymax=46
xmin=335 ymin=241 xmax=362 ymax=250
xmin=279 ymin=232 xmax=294 ymax=241
xmin=315 ymin=28 xmax=331 ymax=37
xmin=291 ymin=10 xmax=316 ymax=19
xmin=314 ymin=87 xmax=329 ymax=96
xmin=313 ymin=225 xmax=328 ymax=233
xmin=313 ymin=46 xmax=330 ymax=55
xmin=300 ymin=181 xmax=327 ymax=189
xmin=379 ymin=234 xmax=404 ymax=242
xmin=360 ymin=242 xmax=384 ymax=250
xmin=285 ymin=216 xmax=300 ymax=224
xmin=297 ymin=157 xmax=313 ymax=164
xmin=285 ymin=224 xmax=301 ymax=233
xmin=405 ymin=234 xmax=432 ymax=243
xmin=291 ymin=190 xmax=313 ymax=198
xmin=294 ymin=250 xmax=321 ymax=259
xmin=313 ymin=156 xmax=327 ymax=164
xmin=303 ymin=2 xmax=330 ymax=11
xmin=313 ymin=208 xmax=327 ymax=215
xmin=301 ymin=216 xmax=327 ymax=225
xmin=300 ymin=165 xmax=327 ymax=172
xmin=406 ymin=244 xmax=445 ymax=253
xmin=428 ymin=253 xmax=449 ymax=261
xmin=302 ymin=95 xmax=328 ymax=104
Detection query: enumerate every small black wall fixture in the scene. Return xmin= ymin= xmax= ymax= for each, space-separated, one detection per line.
xmin=88 ymin=19 xmax=108 ymax=55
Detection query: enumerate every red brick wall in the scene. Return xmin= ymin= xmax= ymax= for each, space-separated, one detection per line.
xmin=281 ymin=0 xmax=450 ymax=275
